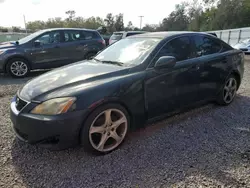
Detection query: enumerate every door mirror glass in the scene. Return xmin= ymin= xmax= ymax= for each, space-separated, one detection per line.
xmin=154 ymin=56 xmax=176 ymax=69
xmin=34 ymin=40 xmax=41 ymax=47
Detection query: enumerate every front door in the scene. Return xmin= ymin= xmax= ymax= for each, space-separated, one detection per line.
xmin=145 ymin=36 xmax=202 ymax=119
xmin=30 ymin=31 xmax=64 ymax=69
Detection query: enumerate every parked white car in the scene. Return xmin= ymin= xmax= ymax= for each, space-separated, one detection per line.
xmin=233 ymin=39 xmax=250 ymax=53
xmin=109 ymin=31 xmax=147 ymax=45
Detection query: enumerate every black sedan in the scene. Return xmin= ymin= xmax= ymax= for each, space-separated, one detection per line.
xmin=10 ymin=32 xmax=244 ymax=154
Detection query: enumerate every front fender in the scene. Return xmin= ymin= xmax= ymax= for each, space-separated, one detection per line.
xmin=80 ymin=72 xmax=147 ymax=130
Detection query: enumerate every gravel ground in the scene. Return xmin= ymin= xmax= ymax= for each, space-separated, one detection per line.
xmin=1 ymin=58 xmax=250 ymax=188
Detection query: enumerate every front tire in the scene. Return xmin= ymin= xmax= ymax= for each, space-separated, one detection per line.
xmin=216 ymin=75 xmax=238 ymax=105
xmin=6 ymin=58 xmax=30 ymax=78
xmin=80 ymin=103 xmax=130 ymax=154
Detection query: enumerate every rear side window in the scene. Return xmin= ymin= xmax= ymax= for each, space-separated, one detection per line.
xmin=63 ymin=30 xmax=98 ymax=42
xmin=64 ymin=30 xmax=85 ymax=42
xmin=82 ymin=31 xmax=99 ymax=40
xmin=110 ymin=33 xmax=123 ymax=40
xmin=193 ymin=35 xmax=222 ymax=56
xmin=155 ymin=36 xmax=193 ymax=62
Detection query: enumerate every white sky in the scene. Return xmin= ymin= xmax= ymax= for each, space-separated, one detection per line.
xmin=0 ymin=0 xmax=188 ymax=28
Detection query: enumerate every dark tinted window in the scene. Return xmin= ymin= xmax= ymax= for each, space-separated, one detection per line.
xmin=36 ymin=31 xmax=61 ymax=45
xmin=155 ymin=36 xmax=192 ymax=62
xmin=63 ymin=30 xmax=97 ymax=42
xmin=193 ymin=35 xmax=222 ymax=56
xmin=82 ymin=31 xmax=96 ymax=40
xmin=64 ymin=30 xmax=85 ymax=42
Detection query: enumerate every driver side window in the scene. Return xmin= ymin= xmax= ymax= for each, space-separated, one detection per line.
xmin=36 ymin=31 xmax=61 ymax=45
xmin=153 ymin=36 xmax=193 ymax=65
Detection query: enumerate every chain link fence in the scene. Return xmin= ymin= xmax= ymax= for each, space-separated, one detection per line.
xmin=0 ymin=33 xmax=28 ymax=43
xmin=208 ymin=27 xmax=250 ymax=46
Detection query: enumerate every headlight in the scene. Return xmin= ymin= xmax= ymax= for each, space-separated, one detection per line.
xmin=31 ymin=97 xmax=76 ymax=115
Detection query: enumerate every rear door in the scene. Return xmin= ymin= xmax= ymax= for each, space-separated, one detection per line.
xmin=59 ymin=30 xmax=87 ymax=64
xmin=60 ymin=30 xmax=101 ymax=64
xmin=191 ymin=34 xmax=230 ymax=100
xmin=30 ymin=30 xmax=64 ymax=69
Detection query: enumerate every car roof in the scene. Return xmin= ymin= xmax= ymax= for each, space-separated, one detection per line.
xmin=41 ymin=28 xmax=97 ymax=32
xmin=113 ymin=31 xmax=147 ymax=34
xmin=128 ymin=31 xmax=213 ymax=39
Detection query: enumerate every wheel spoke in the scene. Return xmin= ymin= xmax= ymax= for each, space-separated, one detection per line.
xmin=229 ymin=79 xmax=233 ymax=87
xmin=224 ymin=86 xmax=229 ymax=92
xmin=231 ymin=85 xmax=237 ymax=91
xmin=224 ymin=92 xmax=229 ymax=101
xmin=228 ymin=93 xmax=233 ymax=101
xmin=90 ymin=126 xmax=105 ymax=134
xmin=97 ymin=133 xmax=108 ymax=150
xmin=104 ymin=110 xmax=112 ymax=125
xmin=110 ymin=131 xmax=122 ymax=142
xmin=112 ymin=116 xmax=126 ymax=129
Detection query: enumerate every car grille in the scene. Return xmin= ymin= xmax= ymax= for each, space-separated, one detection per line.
xmin=15 ymin=96 xmax=27 ymax=111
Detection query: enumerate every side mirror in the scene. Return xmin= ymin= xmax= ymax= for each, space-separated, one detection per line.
xmin=34 ymin=40 xmax=41 ymax=47
xmin=154 ymin=56 xmax=176 ymax=69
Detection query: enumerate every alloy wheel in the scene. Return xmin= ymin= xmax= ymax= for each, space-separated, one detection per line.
xmin=89 ymin=108 xmax=128 ymax=152
xmin=10 ymin=61 xmax=28 ymax=77
xmin=223 ymin=77 xmax=237 ymax=104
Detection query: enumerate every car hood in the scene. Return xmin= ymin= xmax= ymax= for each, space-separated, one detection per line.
xmin=0 ymin=41 xmax=17 ymax=49
xmin=19 ymin=60 xmax=129 ymax=101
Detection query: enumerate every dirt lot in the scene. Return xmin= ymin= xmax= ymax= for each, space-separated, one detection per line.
xmin=1 ymin=57 xmax=250 ymax=188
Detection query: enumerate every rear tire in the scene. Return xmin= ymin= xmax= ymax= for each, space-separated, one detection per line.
xmin=6 ymin=58 xmax=30 ymax=78
xmin=80 ymin=103 xmax=130 ymax=155
xmin=216 ymin=74 xmax=238 ymax=106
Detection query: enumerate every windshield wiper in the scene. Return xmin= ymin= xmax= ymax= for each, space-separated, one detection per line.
xmin=102 ymin=61 xmax=124 ymax=66
xmin=92 ymin=57 xmax=102 ymax=62
xmin=92 ymin=58 xmax=124 ymax=66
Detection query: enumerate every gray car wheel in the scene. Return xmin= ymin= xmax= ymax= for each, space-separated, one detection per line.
xmin=7 ymin=58 xmax=30 ymax=78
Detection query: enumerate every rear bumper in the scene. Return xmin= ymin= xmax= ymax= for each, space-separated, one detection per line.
xmin=10 ymin=97 xmax=87 ymax=149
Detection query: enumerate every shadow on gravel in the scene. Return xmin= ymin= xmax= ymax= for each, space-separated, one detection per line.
xmin=10 ymin=94 xmax=250 ymax=187
xmin=0 ymin=70 xmax=48 ymax=85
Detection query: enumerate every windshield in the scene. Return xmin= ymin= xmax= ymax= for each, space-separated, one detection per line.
xmin=18 ymin=30 xmax=45 ymax=44
xmin=110 ymin=33 xmax=123 ymax=40
xmin=95 ymin=37 xmax=161 ymax=66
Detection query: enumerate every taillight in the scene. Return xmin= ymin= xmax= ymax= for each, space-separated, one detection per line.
xmin=98 ymin=39 xmax=106 ymax=46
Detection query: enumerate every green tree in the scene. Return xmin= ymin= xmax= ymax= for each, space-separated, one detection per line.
xmin=142 ymin=24 xmax=158 ymax=32
xmin=159 ymin=3 xmax=190 ymax=31
xmin=26 ymin=20 xmax=46 ymax=31
xmin=125 ymin=21 xmax=133 ymax=31
xmin=12 ymin=26 xmax=21 ymax=32
xmin=104 ymin=13 xmax=115 ymax=33
xmin=114 ymin=13 xmax=124 ymax=31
